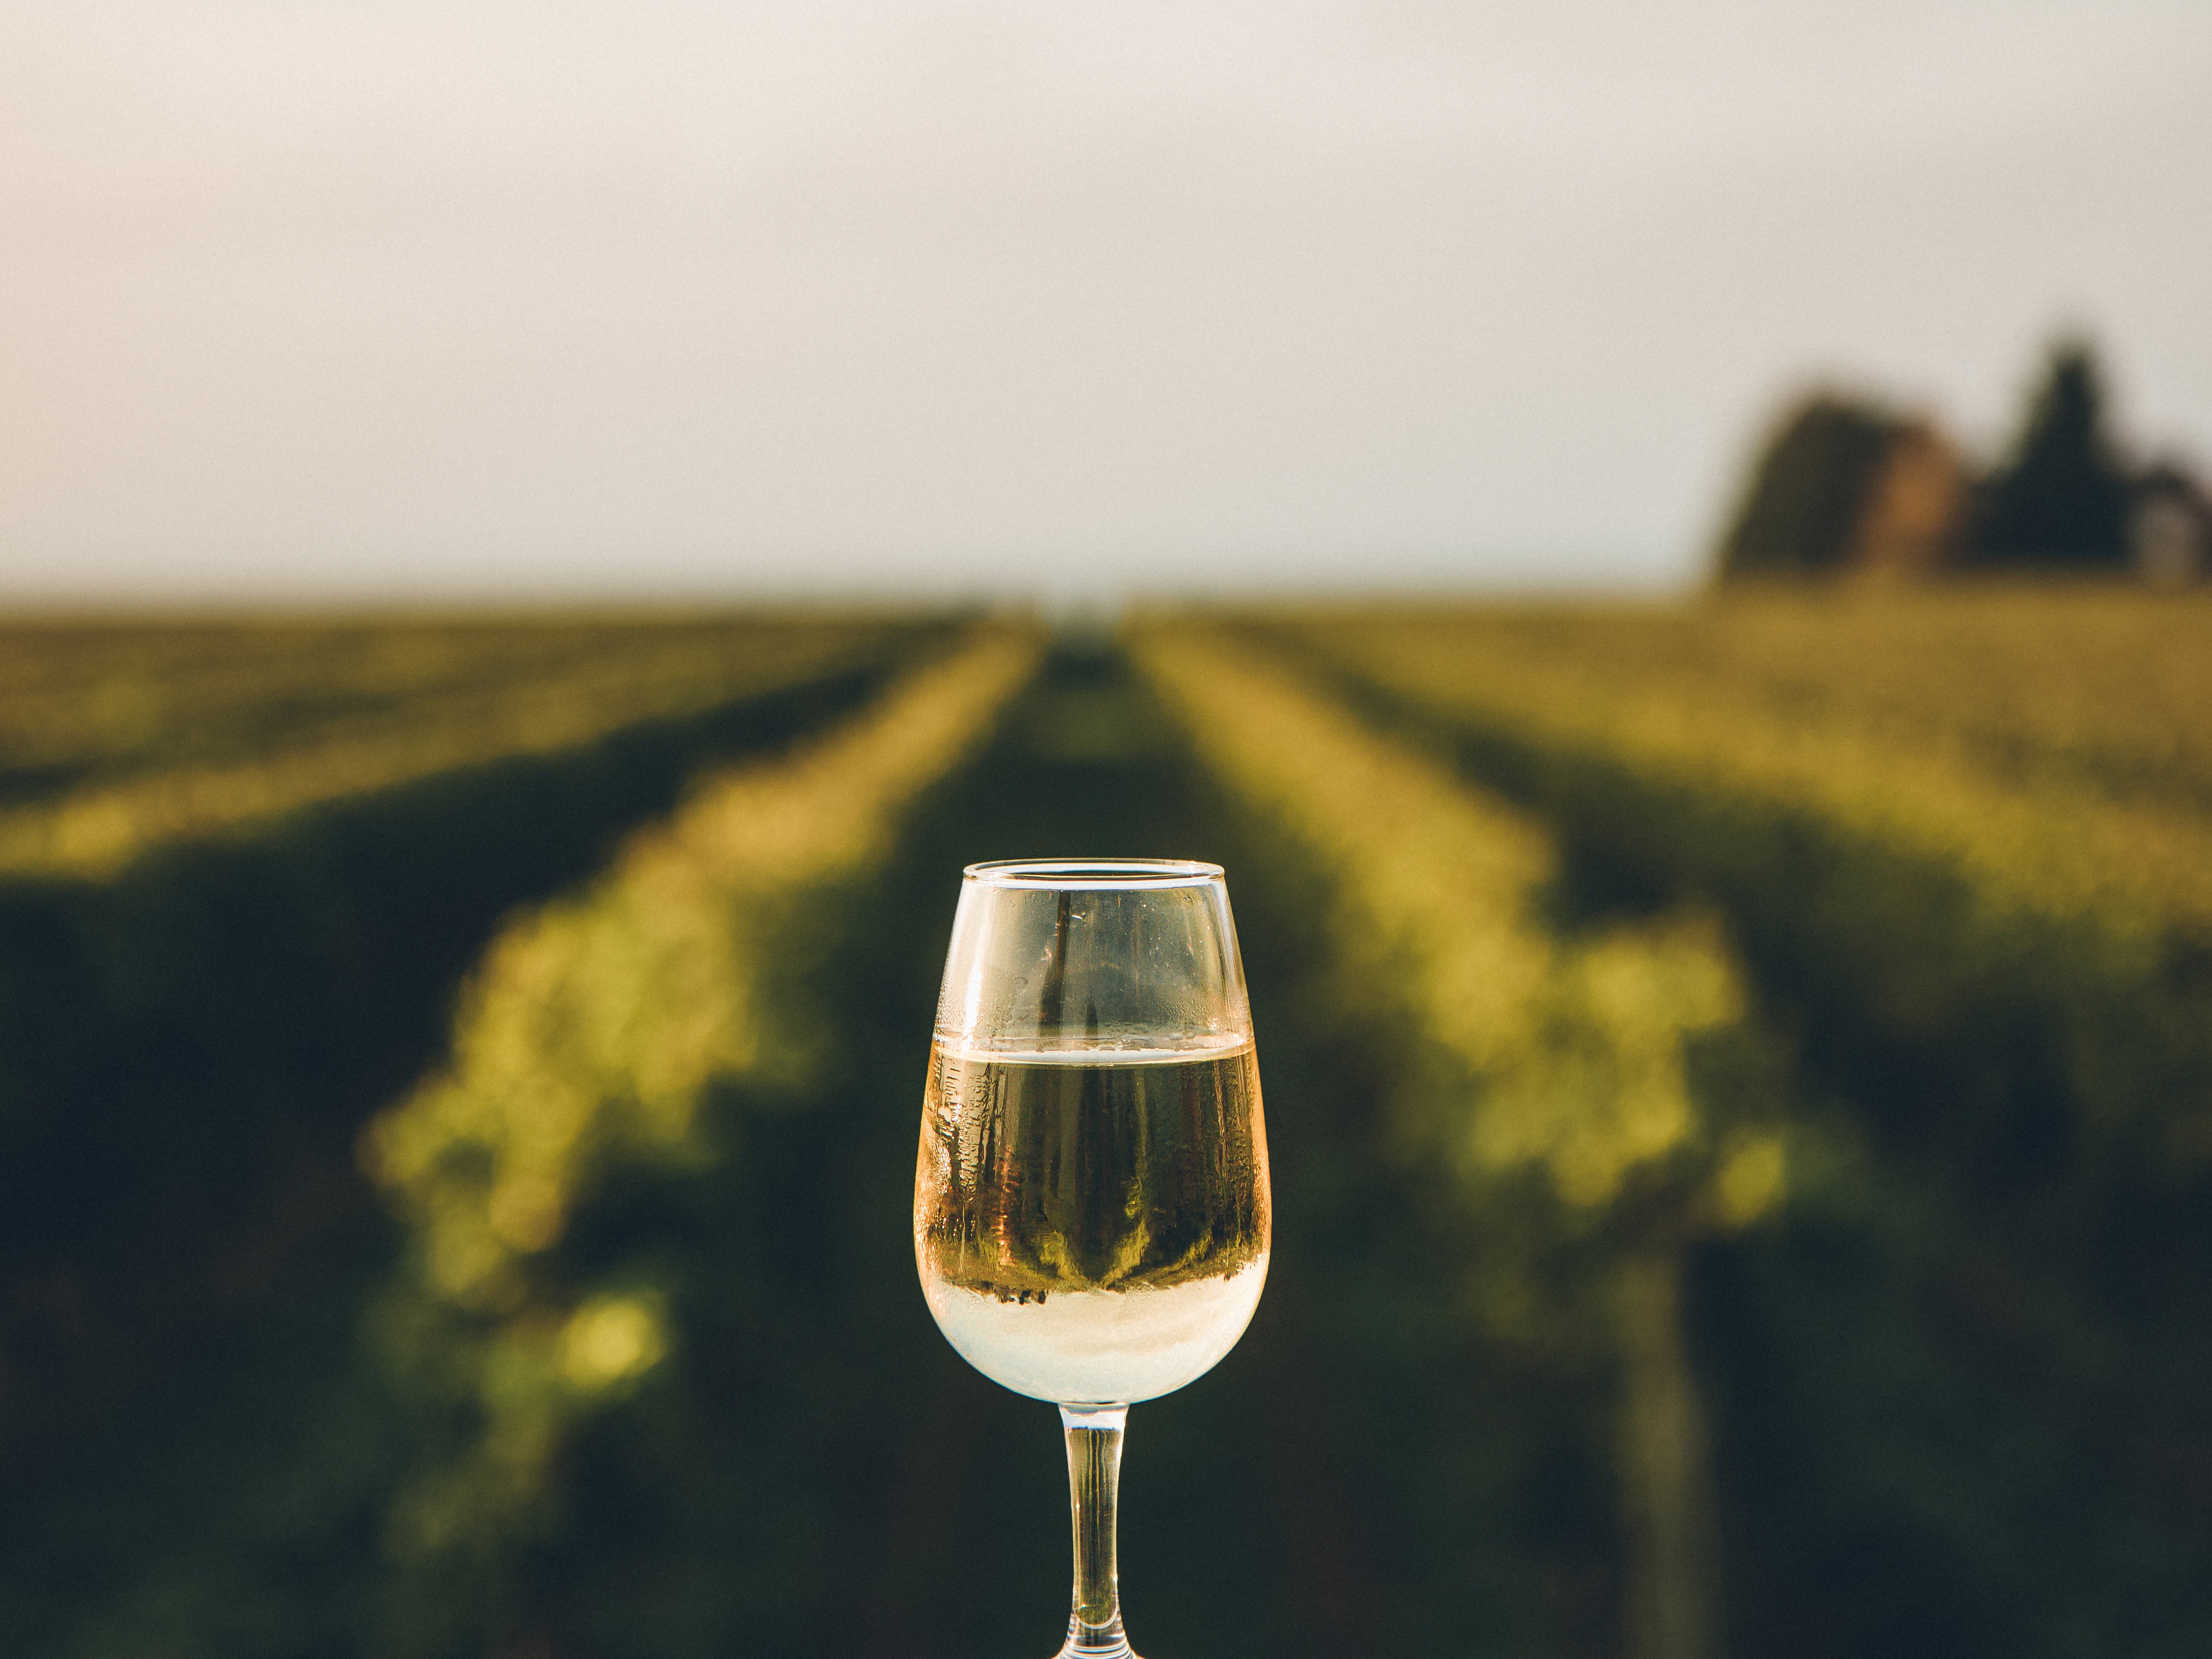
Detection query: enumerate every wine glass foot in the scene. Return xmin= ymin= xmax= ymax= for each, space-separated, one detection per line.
xmin=1056 ymin=1617 xmax=1139 ymax=1659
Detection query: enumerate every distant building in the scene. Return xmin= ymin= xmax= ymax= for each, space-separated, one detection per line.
xmin=1713 ymin=394 xmax=1965 ymax=583
xmin=2129 ymin=465 xmax=2212 ymax=588
xmin=1847 ymin=422 xmax=1965 ymax=579
xmin=1715 ymin=344 xmax=2207 ymax=591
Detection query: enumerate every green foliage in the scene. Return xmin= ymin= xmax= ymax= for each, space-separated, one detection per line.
xmin=1284 ymin=594 xmax=2212 ymax=1166
xmin=1132 ymin=623 xmax=1781 ymax=1242
xmin=356 ymin=628 xmax=1040 ymax=1645
xmin=1133 ymin=621 xmax=1796 ymax=1659
xmin=0 ymin=616 xmax=949 ymax=1657
xmin=12 ymin=596 xmax=2212 ymax=1659
xmin=1973 ymin=339 xmax=2130 ymax=567
xmin=0 ymin=616 xmax=906 ymax=877
xmin=1275 ymin=595 xmax=2212 ymax=1656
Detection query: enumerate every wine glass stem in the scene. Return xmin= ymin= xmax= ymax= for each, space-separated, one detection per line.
xmin=1060 ymin=1403 xmax=1135 ymax=1659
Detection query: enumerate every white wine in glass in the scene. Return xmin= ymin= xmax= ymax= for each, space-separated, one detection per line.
xmin=915 ymin=859 xmax=1271 ymax=1659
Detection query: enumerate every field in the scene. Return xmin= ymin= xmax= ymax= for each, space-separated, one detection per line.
xmin=3 ymin=588 xmax=2208 ymax=1659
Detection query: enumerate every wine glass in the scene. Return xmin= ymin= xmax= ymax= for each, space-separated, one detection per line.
xmin=914 ymin=858 xmax=1272 ymax=1659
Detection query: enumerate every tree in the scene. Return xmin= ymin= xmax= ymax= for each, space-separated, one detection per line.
xmin=1973 ymin=338 xmax=2130 ymax=567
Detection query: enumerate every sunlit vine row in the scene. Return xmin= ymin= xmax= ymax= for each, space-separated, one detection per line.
xmin=0 ymin=619 xmax=904 ymax=878
xmin=1285 ymin=594 xmax=2212 ymax=1153
xmin=1129 ymin=622 xmax=1781 ymax=1231
xmin=357 ymin=623 xmax=1040 ymax=1566
xmin=1292 ymin=597 xmax=2212 ymax=932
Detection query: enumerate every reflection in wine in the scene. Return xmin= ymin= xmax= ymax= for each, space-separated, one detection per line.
xmin=915 ymin=1043 xmax=1269 ymax=1404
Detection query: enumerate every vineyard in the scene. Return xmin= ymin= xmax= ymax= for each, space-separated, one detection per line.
xmin=2 ymin=588 xmax=2209 ymax=1659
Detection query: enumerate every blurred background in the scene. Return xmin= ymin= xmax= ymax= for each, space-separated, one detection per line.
xmin=3 ymin=4 xmax=2210 ymax=1657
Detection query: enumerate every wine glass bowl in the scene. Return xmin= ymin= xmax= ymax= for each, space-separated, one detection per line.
xmin=914 ymin=858 xmax=1270 ymax=1658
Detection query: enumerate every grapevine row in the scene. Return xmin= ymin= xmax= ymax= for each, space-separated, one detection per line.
xmin=1278 ymin=598 xmax=2212 ymax=1166
xmin=0 ymin=617 xmax=914 ymax=878
xmin=1129 ymin=620 xmax=1781 ymax=1659
xmin=357 ymin=625 xmax=1040 ymax=1590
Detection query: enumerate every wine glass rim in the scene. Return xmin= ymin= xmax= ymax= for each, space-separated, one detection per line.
xmin=963 ymin=857 xmax=1225 ymax=889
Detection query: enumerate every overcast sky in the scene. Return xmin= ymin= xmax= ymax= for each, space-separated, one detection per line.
xmin=2 ymin=1 xmax=2207 ymax=603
